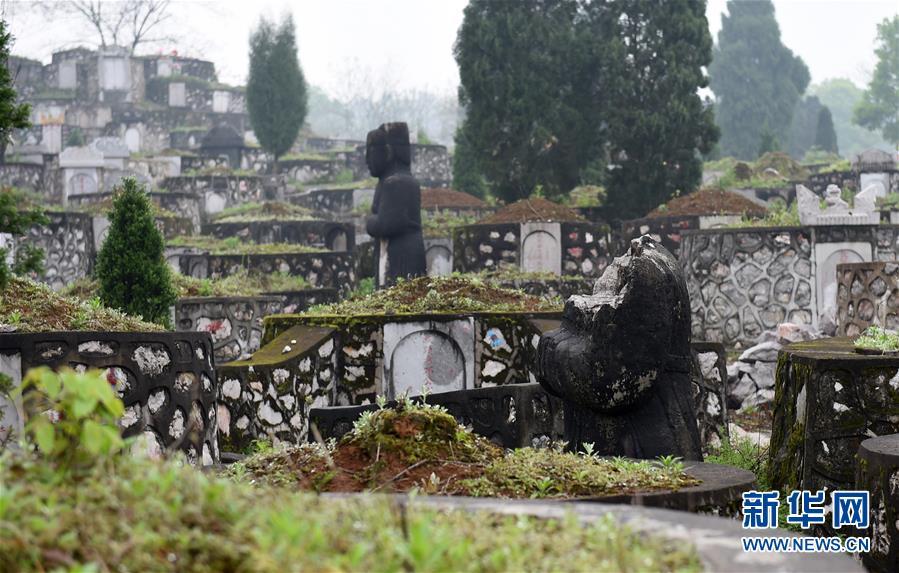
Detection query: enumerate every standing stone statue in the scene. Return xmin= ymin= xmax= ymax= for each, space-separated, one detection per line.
xmin=537 ymin=235 xmax=703 ymax=460
xmin=365 ymin=122 xmax=426 ymax=287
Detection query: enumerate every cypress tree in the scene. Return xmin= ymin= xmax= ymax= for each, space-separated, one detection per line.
xmin=853 ymin=16 xmax=899 ymax=146
xmin=603 ymin=0 xmax=719 ymax=219
xmin=709 ymin=1 xmax=810 ymax=159
xmin=814 ymin=107 xmax=839 ymax=154
xmin=96 ymin=178 xmax=175 ymax=327
xmin=247 ymin=16 xmax=308 ymax=171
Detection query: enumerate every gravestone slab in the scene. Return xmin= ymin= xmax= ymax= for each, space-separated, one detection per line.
xmin=382 ymin=319 xmax=475 ymax=398
xmin=521 ymin=222 xmax=561 ymax=274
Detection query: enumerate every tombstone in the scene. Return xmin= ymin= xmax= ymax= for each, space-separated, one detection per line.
xmin=521 ymin=222 xmax=561 ymax=274
xmin=815 ymin=244 xmax=870 ymax=326
xmin=860 ymin=172 xmax=890 ymax=198
xmin=425 ymin=238 xmax=453 ymax=277
xmin=41 ymin=124 xmax=62 ymax=154
xmin=124 ymin=127 xmax=141 ymax=153
xmin=157 ymin=58 xmax=173 ymax=78
xmin=212 ymin=91 xmax=231 ymax=113
xmin=200 ymin=125 xmax=243 ymax=169
xmin=97 ymin=48 xmax=130 ymax=91
xmin=59 ymin=146 xmax=105 ymax=202
xmin=58 ymin=61 xmax=77 ymax=89
xmin=382 ymin=319 xmax=475 ymax=398
xmin=536 ymin=235 xmax=703 ymax=460
xmin=169 ymin=82 xmax=186 ymax=107
xmin=364 ymin=122 xmax=426 ymax=287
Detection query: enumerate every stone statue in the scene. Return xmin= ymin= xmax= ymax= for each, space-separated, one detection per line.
xmin=536 ymin=235 xmax=703 ymax=460
xmin=823 ymin=184 xmax=849 ymax=212
xmin=364 ymin=122 xmax=427 ymax=287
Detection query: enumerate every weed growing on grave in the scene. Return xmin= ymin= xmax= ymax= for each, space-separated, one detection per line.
xmin=854 ymin=325 xmax=899 ymax=352
xmin=168 ymin=234 xmax=326 ymax=255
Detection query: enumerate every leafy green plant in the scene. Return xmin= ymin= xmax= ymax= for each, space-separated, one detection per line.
xmin=16 ymin=367 xmax=124 ymax=477
xmin=95 ymin=177 xmax=176 ymax=327
xmin=854 ymin=325 xmax=899 ymax=352
xmin=0 ymin=189 xmax=49 ymax=289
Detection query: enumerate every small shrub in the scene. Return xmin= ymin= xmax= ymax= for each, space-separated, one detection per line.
xmin=854 ymin=325 xmax=899 ymax=352
xmin=95 ymin=177 xmax=176 ymax=327
xmin=16 ymin=367 xmax=124 ymax=478
xmin=0 ymin=188 xmax=48 ymax=289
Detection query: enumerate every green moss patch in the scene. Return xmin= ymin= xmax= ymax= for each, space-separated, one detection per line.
xmin=1 ymin=452 xmax=700 ymax=573
xmin=67 ymin=270 xmax=311 ymax=299
xmin=168 ymin=235 xmax=326 ymax=255
xmin=422 ymin=211 xmax=480 ymax=237
xmin=234 ymin=399 xmax=700 ymax=499
xmin=303 ymin=276 xmax=562 ymax=316
xmin=0 ymin=276 xmax=163 ymax=332
xmin=211 ymin=201 xmax=315 ymax=223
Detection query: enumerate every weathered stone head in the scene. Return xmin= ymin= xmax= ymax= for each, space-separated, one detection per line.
xmin=537 ymin=235 xmax=701 ymax=458
xmin=366 ymin=122 xmax=411 ymax=178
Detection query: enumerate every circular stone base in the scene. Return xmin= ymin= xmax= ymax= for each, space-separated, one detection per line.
xmin=571 ymin=461 xmax=756 ymax=513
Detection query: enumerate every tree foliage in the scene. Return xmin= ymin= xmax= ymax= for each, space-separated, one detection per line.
xmin=454 ymin=0 xmax=716 ymax=216
xmin=0 ymin=190 xmax=48 ymax=290
xmin=709 ymin=0 xmax=810 ymax=159
xmin=787 ymin=96 xmax=823 ymax=158
xmin=811 ymin=79 xmax=891 ymax=157
xmin=602 ymin=0 xmax=718 ymax=219
xmin=814 ymin=107 xmax=838 ymax=154
xmin=451 ymin=123 xmax=487 ymax=199
xmin=853 ymin=16 xmax=899 ymax=146
xmin=454 ymin=0 xmax=605 ymax=203
xmin=95 ymin=178 xmax=175 ymax=327
xmin=247 ymin=15 xmax=308 ymax=164
xmin=0 ymin=20 xmax=31 ymax=162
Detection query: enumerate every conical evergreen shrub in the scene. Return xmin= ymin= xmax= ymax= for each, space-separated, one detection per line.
xmin=96 ymin=178 xmax=175 ymax=327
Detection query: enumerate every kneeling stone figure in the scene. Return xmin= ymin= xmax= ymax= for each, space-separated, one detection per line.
xmin=537 ymin=235 xmax=702 ymax=460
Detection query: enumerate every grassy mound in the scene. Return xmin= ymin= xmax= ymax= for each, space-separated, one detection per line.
xmin=211 ymin=201 xmax=315 ymax=223
xmin=648 ymin=188 xmax=767 ymax=218
xmin=234 ymin=399 xmax=700 ymax=499
xmin=168 ymin=235 xmax=326 ymax=255
xmin=0 ymin=276 xmax=164 ymax=332
xmin=67 ymin=270 xmax=312 ymax=300
xmin=303 ymin=276 xmax=562 ymax=315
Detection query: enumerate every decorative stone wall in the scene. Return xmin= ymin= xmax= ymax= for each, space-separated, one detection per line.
xmin=490 ymin=277 xmax=593 ymax=300
xmin=856 ymin=434 xmax=899 ymax=573
xmin=310 ymin=383 xmax=565 ymax=449
xmin=0 ymin=331 xmax=218 ymax=465
xmin=621 ymin=216 xmax=701 ymax=258
xmin=174 ymin=251 xmax=355 ymax=290
xmin=18 ymin=211 xmax=95 ymax=290
xmin=836 ymin=262 xmax=899 ymax=336
xmin=0 ymin=163 xmax=47 ymax=193
xmin=807 ymin=170 xmax=857 ymax=195
xmin=453 ymin=223 xmax=519 ymax=272
xmin=770 ymin=339 xmax=899 ymax=499
xmin=175 ymin=289 xmax=338 ymax=363
xmin=680 ymin=228 xmax=815 ymax=348
xmin=277 ymin=158 xmax=346 ymax=183
xmin=453 ymin=222 xmax=610 ymax=278
xmin=346 ymin=144 xmax=452 ymax=188
xmin=290 ymin=187 xmax=374 ymax=218
xmin=160 ymin=175 xmax=268 ymax=220
xmin=201 ymin=219 xmax=355 ymax=251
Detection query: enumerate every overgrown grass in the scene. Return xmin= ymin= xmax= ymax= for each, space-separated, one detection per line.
xmin=422 ymin=210 xmax=479 ymax=237
xmin=168 ymin=235 xmax=326 ymax=255
xmin=0 ymin=371 xmax=701 ymax=572
xmin=303 ymin=276 xmax=562 ymax=316
xmin=728 ymin=199 xmax=801 ymax=228
xmin=0 ymin=276 xmax=163 ymax=332
xmin=853 ymin=325 xmax=899 ymax=352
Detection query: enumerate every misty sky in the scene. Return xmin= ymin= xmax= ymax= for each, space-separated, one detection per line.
xmin=5 ymin=0 xmax=897 ymax=97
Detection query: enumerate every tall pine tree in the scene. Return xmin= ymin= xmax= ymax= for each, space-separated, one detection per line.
xmin=853 ymin=16 xmax=899 ymax=146
xmin=247 ymin=16 xmax=308 ymax=171
xmin=603 ymin=0 xmax=718 ymax=219
xmin=709 ymin=1 xmax=810 ymax=159
xmin=0 ymin=21 xmax=31 ymax=163
xmin=453 ymin=0 xmax=605 ymax=202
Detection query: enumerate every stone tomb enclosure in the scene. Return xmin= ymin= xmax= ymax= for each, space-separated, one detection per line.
xmin=216 ymin=312 xmax=559 ymax=450
xmin=173 ymin=251 xmax=355 ymax=291
xmin=769 ymin=338 xmax=899 ymax=500
xmin=680 ymin=225 xmax=881 ymax=348
xmin=0 ymin=331 xmax=218 ymax=465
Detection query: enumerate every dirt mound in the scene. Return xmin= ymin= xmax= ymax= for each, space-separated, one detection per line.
xmin=421 ymin=188 xmax=487 ymax=210
xmin=754 ymin=152 xmax=809 ymax=180
xmin=478 ymin=197 xmax=584 ymax=224
xmin=647 ymin=188 xmax=767 ymax=218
